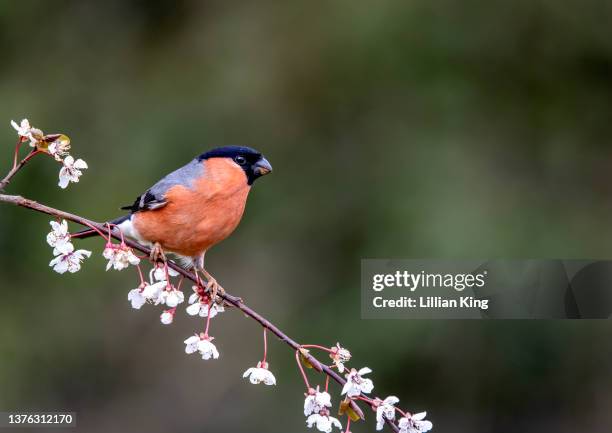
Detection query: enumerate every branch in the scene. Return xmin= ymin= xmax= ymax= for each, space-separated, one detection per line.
xmin=0 ymin=148 xmax=39 ymax=191
xmin=0 ymin=191 xmax=403 ymax=432
xmin=0 ymin=123 xmax=411 ymax=431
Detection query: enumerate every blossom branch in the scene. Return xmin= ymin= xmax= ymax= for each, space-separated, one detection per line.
xmin=0 ymin=118 xmax=436 ymax=433
xmin=0 ymin=191 xmax=399 ymax=430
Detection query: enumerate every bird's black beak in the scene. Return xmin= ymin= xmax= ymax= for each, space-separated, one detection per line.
xmin=253 ymin=157 xmax=272 ymax=176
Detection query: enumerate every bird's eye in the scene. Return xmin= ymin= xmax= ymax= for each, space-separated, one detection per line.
xmin=234 ymin=155 xmax=247 ymax=165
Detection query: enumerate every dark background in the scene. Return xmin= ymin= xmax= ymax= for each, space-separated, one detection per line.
xmin=0 ymin=1 xmax=611 ymax=432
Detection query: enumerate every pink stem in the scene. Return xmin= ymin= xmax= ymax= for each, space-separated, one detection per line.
xmin=12 ymin=138 xmax=24 ymax=169
xmin=204 ymin=300 xmax=213 ymax=336
xmin=75 ymin=220 xmax=109 ymax=241
xmin=262 ymin=327 xmax=268 ymax=363
xmin=295 ymin=350 xmax=311 ymax=389
xmin=22 ymin=149 xmax=43 ymax=164
xmin=395 ymin=407 xmax=409 ymax=418
xmin=135 ymin=264 xmax=146 ymax=286
xmin=301 ymin=344 xmax=333 ymax=353
xmin=344 ymin=416 xmax=351 ymax=433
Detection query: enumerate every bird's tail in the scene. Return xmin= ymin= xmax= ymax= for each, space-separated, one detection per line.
xmin=71 ymin=214 xmax=131 ymax=239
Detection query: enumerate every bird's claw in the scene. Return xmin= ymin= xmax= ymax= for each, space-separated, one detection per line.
xmin=205 ymin=276 xmax=225 ymax=303
xmin=149 ymin=242 xmax=166 ymax=264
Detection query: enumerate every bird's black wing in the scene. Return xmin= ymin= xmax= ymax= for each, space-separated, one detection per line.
xmin=120 ymin=158 xmax=204 ymax=212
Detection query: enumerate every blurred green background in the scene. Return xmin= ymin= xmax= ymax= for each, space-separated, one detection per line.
xmin=1 ymin=1 xmax=611 ymax=432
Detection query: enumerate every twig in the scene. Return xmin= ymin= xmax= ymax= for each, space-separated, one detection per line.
xmin=0 ymin=149 xmax=40 ymax=191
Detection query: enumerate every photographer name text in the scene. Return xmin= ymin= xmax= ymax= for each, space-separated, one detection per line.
xmin=373 ymin=295 xmax=488 ymax=310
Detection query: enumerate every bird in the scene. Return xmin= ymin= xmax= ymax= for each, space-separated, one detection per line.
xmin=73 ymin=145 xmax=272 ymax=296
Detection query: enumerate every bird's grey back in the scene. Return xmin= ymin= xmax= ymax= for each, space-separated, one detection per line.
xmin=121 ymin=158 xmax=204 ymax=212
xmin=148 ymin=158 xmax=203 ymax=198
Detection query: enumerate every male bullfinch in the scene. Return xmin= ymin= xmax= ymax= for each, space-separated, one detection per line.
xmin=75 ymin=146 xmax=272 ymax=294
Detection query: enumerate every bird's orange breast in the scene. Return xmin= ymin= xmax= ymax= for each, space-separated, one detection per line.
xmin=133 ymin=158 xmax=251 ymax=257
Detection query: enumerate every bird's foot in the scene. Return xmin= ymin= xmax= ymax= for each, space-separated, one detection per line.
xmin=193 ymin=268 xmax=206 ymax=291
xmin=149 ymin=242 xmax=166 ymax=264
xmin=199 ymin=268 xmax=225 ymax=303
xmin=205 ymin=277 xmax=225 ymax=303
xmin=198 ymin=268 xmax=241 ymax=307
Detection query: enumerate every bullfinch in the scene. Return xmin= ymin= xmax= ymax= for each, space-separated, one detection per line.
xmin=74 ymin=145 xmax=272 ymax=294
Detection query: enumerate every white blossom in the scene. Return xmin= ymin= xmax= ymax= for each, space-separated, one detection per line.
xmin=160 ymin=310 xmax=174 ymax=325
xmin=243 ymin=361 xmax=276 ymax=385
xmin=127 ymin=287 xmax=146 ymax=309
xmin=375 ymin=396 xmax=400 ymax=430
xmin=341 ymin=367 xmax=374 ymax=397
xmin=186 ymin=291 xmax=224 ymax=317
xmin=47 ymin=138 xmax=70 ymax=161
xmin=184 ymin=334 xmax=219 ymax=360
xmin=141 ymin=281 xmax=166 ymax=303
xmin=11 ymin=119 xmax=32 ymax=138
xmin=144 ymin=267 xmax=181 ymax=305
xmin=11 ymin=118 xmax=43 ymax=146
xmin=184 ymin=335 xmax=200 ymax=354
xmin=304 ymin=388 xmax=332 ymax=416
xmin=150 ymin=265 xmax=178 ymax=283
xmin=58 ymin=156 xmax=88 ymax=189
xmin=152 ymin=266 xmax=166 ymax=282
xmin=198 ymin=338 xmax=219 ymax=360
xmin=46 ymin=219 xmax=72 ymax=255
xmin=398 ymin=412 xmax=433 ymax=433
xmin=102 ymin=244 xmax=140 ymax=271
xmin=330 ymin=343 xmax=351 ymax=373
xmin=159 ymin=288 xmax=184 ymax=308
xmin=306 ymin=413 xmax=342 ymax=432
xmin=49 ymin=243 xmax=91 ymax=274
